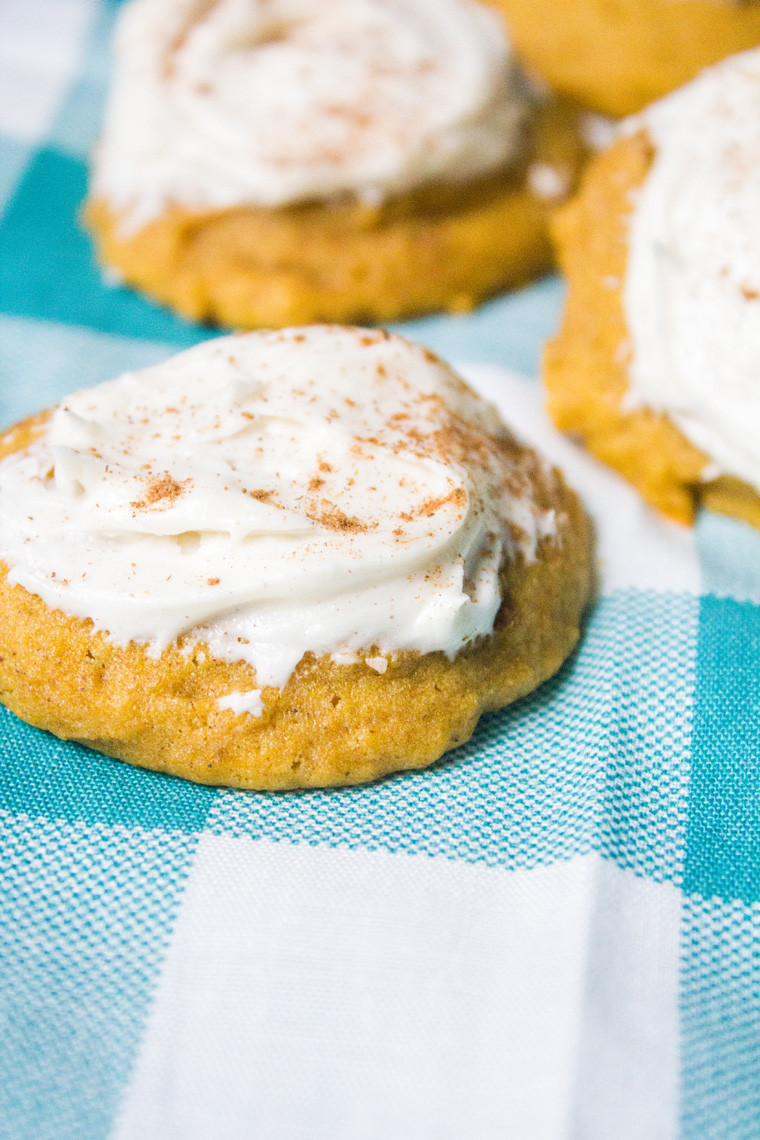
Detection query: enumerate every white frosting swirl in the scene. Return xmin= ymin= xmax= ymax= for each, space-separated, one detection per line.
xmin=92 ymin=0 xmax=529 ymax=230
xmin=623 ymin=48 xmax=760 ymax=492
xmin=0 ymin=328 xmax=556 ymax=688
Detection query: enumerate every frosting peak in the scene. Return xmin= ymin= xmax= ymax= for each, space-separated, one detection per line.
xmin=92 ymin=0 xmax=529 ymax=228
xmin=0 ymin=328 xmax=554 ymax=687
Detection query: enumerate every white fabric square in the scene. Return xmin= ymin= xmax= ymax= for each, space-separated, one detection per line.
xmin=113 ymin=836 xmax=597 ymax=1140
xmin=571 ymin=862 xmax=682 ymax=1139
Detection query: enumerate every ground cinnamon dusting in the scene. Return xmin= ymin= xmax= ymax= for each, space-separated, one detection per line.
xmin=130 ymin=472 xmax=191 ymax=511
xmin=322 ymin=104 xmax=373 ymax=130
xmin=358 ymin=330 xmax=390 ymax=347
xmin=417 ymin=487 xmax=467 ymax=518
xmin=306 ymin=500 xmax=368 ymax=533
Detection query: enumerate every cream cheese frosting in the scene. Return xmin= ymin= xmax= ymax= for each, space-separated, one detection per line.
xmin=0 ymin=328 xmax=556 ymax=689
xmin=92 ymin=0 xmax=529 ymax=232
xmin=623 ymin=48 xmax=760 ymax=492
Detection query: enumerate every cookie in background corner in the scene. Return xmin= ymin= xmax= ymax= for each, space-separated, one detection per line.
xmin=0 ymin=327 xmax=591 ymax=790
xmin=544 ymin=49 xmax=760 ymax=530
xmin=84 ymin=0 xmax=588 ymax=329
xmin=485 ymin=0 xmax=760 ymax=117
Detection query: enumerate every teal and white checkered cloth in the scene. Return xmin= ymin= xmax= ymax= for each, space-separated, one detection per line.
xmin=2 ymin=3 xmax=760 ymax=1137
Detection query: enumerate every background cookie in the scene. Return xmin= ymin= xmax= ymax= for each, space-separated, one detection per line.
xmin=86 ymin=0 xmax=587 ymax=327
xmin=545 ymin=51 xmax=760 ymax=528
xmin=488 ymin=0 xmax=760 ymax=117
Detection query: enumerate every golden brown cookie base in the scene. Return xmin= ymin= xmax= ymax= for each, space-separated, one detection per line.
xmin=488 ymin=0 xmax=760 ymax=117
xmin=0 ymin=414 xmax=590 ymax=790
xmin=544 ymin=131 xmax=760 ymax=529
xmin=85 ymin=98 xmax=586 ymax=329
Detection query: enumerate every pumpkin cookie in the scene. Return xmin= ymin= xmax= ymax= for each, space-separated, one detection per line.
xmin=85 ymin=0 xmax=587 ymax=327
xmin=545 ymin=50 xmax=760 ymax=529
xmin=488 ymin=0 xmax=760 ymax=117
xmin=0 ymin=328 xmax=591 ymax=789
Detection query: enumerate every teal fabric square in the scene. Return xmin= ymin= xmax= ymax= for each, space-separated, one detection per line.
xmin=0 ymin=706 xmax=216 ymax=834
xmin=0 ymin=148 xmax=206 ymax=344
xmin=684 ymin=597 xmax=760 ymax=905
xmin=681 ymin=895 xmax=760 ymax=1140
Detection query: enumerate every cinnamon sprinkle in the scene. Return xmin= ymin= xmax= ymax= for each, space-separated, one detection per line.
xmin=306 ymin=501 xmax=368 ymax=533
xmin=417 ymin=487 xmax=467 ymax=518
xmin=130 ymin=472 xmax=191 ymax=511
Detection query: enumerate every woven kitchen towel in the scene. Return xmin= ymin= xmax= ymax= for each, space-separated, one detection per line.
xmin=1 ymin=3 xmax=760 ymax=1138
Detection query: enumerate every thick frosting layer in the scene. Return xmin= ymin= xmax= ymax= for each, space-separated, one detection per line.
xmin=0 ymin=328 xmax=555 ymax=688
xmin=92 ymin=0 xmax=529 ymax=230
xmin=623 ymin=49 xmax=760 ymax=491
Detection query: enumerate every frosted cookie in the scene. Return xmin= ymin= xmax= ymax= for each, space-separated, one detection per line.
xmin=545 ymin=50 xmax=760 ymax=528
xmin=0 ymin=328 xmax=590 ymax=789
xmin=488 ymin=0 xmax=760 ymax=117
xmin=85 ymin=0 xmax=586 ymax=328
